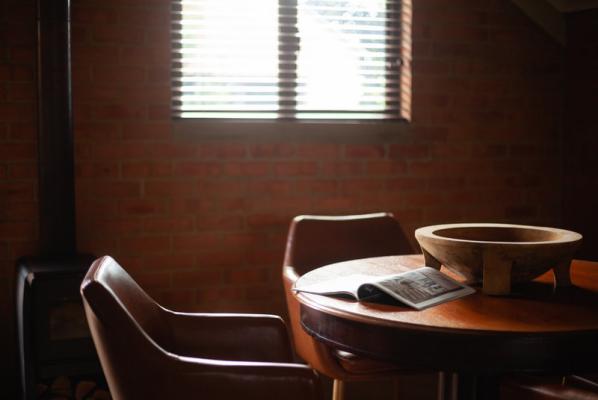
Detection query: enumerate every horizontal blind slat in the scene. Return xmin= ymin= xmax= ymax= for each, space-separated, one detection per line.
xmin=172 ymin=0 xmax=404 ymax=119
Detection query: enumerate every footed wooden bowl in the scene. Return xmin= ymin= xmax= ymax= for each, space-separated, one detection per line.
xmin=415 ymin=223 xmax=582 ymax=295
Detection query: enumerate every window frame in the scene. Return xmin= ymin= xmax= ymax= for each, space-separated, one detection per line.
xmin=170 ymin=0 xmax=412 ymax=123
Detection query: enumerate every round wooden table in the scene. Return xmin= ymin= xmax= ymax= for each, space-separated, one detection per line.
xmin=295 ymin=255 xmax=598 ymax=400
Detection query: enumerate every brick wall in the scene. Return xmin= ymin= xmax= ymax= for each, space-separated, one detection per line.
xmin=1 ymin=0 xmax=567 ymax=395
xmin=0 ymin=0 xmax=38 ymax=395
xmin=71 ymin=0 xmax=564 ymax=315
xmin=563 ymin=10 xmax=598 ymax=259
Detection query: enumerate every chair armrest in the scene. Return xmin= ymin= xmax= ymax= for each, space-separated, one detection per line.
xmin=166 ymin=311 xmax=294 ymax=362
xmin=283 ymin=265 xmax=300 ymax=285
xmin=173 ymin=356 xmax=323 ymax=400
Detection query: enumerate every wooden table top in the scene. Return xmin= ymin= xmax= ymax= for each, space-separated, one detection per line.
xmin=296 ymin=255 xmax=598 ymax=374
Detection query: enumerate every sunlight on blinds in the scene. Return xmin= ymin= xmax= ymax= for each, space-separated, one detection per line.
xmin=172 ymin=0 xmax=406 ymax=120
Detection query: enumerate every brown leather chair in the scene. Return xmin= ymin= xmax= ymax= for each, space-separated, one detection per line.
xmin=282 ymin=213 xmax=415 ymax=400
xmin=81 ymin=255 xmax=323 ymax=400
xmin=501 ymin=374 xmax=598 ymax=400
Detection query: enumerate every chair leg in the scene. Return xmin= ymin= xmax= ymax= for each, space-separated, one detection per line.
xmin=393 ymin=377 xmax=400 ymax=400
xmin=438 ymin=371 xmax=457 ymax=400
xmin=332 ymin=379 xmax=345 ymax=400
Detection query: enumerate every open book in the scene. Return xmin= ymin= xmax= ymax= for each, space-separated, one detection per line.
xmin=293 ymin=266 xmax=475 ymax=310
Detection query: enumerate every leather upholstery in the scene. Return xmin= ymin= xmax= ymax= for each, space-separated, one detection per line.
xmin=282 ymin=212 xmax=414 ymax=381
xmin=502 ymin=374 xmax=598 ymax=400
xmin=81 ymin=256 xmax=323 ymax=400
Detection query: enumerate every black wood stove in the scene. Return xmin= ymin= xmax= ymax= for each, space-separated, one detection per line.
xmin=15 ymin=0 xmax=104 ymax=398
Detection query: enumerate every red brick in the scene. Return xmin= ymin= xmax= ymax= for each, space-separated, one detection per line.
xmin=141 ymin=253 xmax=196 ymax=271
xmin=0 ymin=65 xmax=10 ymax=81
xmin=341 ymin=179 xmax=384 ymax=195
xmin=505 ymin=205 xmax=537 ymax=219
xmin=400 ymin=191 xmax=439 ymax=207
xmin=227 ymin=267 xmax=269 ymax=285
xmin=78 ymin=198 xmax=120 ymax=217
xmin=246 ymin=213 xmax=289 ymax=230
xmin=295 ymin=144 xmax=340 ymax=159
xmin=8 ymin=122 xmax=36 ymax=141
xmin=196 ymin=251 xmax=244 ymax=268
xmin=0 ymin=103 xmax=34 ymax=121
xmin=220 ymin=232 xmax=263 ymax=250
xmin=119 ymin=7 xmax=170 ymax=26
xmin=145 ymin=181 xmax=196 ymax=197
xmin=9 ymin=65 xmax=34 ymax=82
xmin=345 ymin=145 xmax=385 ymax=159
xmin=7 ymin=240 xmax=37 ymax=260
xmin=147 ymin=68 xmax=170 ymax=84
xmin=75 ymin=122 xmax=121 ymax=141
xmin=247 ymin=180 xmax=290 ymax=197
xmin=366 ymin=160 xmax=408 ymax=176
xmin=148 ymin=105 xmax=170 ymax=120
xmin=274 ymin=161 xmax=317 ymax=177
xmin=7 ymin=82 xmax=35 ymax=101
xmin=122 ymin=86 xmax=170 ymax=104
xmin=196 ymin=214 xmax=244 ymax=231
xmin=143 ymin=217 xmax=194 ymax=233
xmin=389 ymin=144 xmax=430 ymax=159
xmin=196 ymin=287 xmax=245 ymax=305
xmin=73 ymin=45 xmax=119 ymax=67
xmin=120 ymin=198 xmax=167 ymax=215
xmin=88 ymin=218 xmax=143 ymax=235
xmin=9 ymin=46 xmax=35 ymax=63
xmin=76 ymin=162 xmax=119 ymax=179
xmin=0 ymin=201 xmax=36 ymax=220
xmin=79 ymin=181 xmax=141 ymax=198
xmin=245 ymin=284 xmax=280 ymax=301
xmin=133 ymin=271 xmax=171 ymax=290
xmin=119 ymin=45 xmax=170 ymax=66
xmin=156 ymin=289 xmax=196 ymax=310
xmin=93 ymin=103 xmax=148 ymax=120
xmin=120 ymin=235 xmax=171 ymax=254
xmin=174 ymin=162 xmax=222 ymax=177
xmin=8 ymin=164 xmax=36 ymax=179
xmin=293 ymin=180 xmax=339 ymax=196
xmin=0 ymin=222 xmax=35 ymax=240
xmin=0 ymin=143 xmax=35 ymax=160
xmin=92 ymin=24 xmax=145 ymax=45
xmin=250 ymin=143 xmax=295 ymax=158
xmin=172 ymin=269 xmax=222 ymax=288
xmin=72 ymin=6 xmax=119 ymax=25
xmin=172 ymin=233 xmax=223 ymax=252
xmin=223 ymin=162 xmax=271 ymax=177
xmin=122 ymin=161 xmax=172 ymax=178
xmin=199 ymin=144 xmax=247 ymax=159
xmin=0 ymin=182 xmax=35 ymax=200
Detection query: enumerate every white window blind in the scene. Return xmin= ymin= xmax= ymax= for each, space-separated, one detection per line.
xmin=171 ymin=0 xmax=411 ymax=120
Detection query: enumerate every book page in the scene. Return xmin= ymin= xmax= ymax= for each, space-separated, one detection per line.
xmin=293 ymin=274 xmax=373 ymax=299
xmin=375 ymin=268 xmax=461 ymax=304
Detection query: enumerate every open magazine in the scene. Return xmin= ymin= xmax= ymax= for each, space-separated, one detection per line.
xmin=293 ymin=266 xmax=475 ymax=310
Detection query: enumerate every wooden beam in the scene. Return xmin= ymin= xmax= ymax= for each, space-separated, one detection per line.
xmin=511 ymin=0 xmax=566 ymax=45
xmin=546 ymin=0 xmax=598 ymax=12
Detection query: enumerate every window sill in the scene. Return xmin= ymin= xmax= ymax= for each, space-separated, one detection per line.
xmin=173 ymin=117 xmax=410 ymax=143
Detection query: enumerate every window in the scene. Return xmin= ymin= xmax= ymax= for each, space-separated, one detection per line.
xmin=171 ymin=0 xmax=411 ymax=120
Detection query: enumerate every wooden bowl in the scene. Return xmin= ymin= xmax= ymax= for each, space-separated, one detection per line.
xmin=415 ymin=223 xmax=582 ymax=295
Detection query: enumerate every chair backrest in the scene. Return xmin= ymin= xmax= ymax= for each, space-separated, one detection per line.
xmin=282 ymin=212 xmax=414 ymax=379
xmin=284 ymin=212 xmax=414 ymax=277
xmin=80 ymin=256 xmax=173 ymax=399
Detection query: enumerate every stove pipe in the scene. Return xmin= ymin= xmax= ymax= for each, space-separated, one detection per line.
xmin=37 ymin=0 xmax=76 ymax=256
